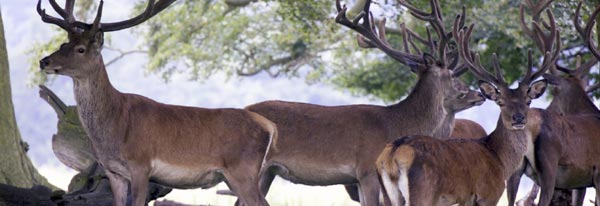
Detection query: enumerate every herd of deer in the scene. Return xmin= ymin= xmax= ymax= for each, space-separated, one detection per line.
xmin=34 ymin=0 xmax=600 ymax=205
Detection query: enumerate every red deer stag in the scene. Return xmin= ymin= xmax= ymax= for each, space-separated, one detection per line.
xmin=243 ymin=0 xmax=476 ymax=205
xmin=507 ymin=2 xmax=600 ymax=206
xmin=37 ymin=1 xmax=275 ymax=206
xmin=346 ymin=86 xmax=486 ymax=203
xmin=375 ymin=12 xmax=560 ymax=206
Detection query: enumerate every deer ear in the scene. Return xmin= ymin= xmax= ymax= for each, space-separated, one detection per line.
xmin=92 ymin=31 xmax=104 ymax=48
xmin=478 ymin=80 xmax=499 ymax=101
xmin=528 ymin=79 xmax=548 ymax=99
xmin=542 ymin=73 xmax=560 ymax=85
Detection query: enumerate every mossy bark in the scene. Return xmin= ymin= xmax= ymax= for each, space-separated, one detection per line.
xmin=0 ymin=9 xmax=55 ymax=191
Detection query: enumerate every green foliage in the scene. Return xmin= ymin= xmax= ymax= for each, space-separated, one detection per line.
xmin=29 ymin=0 xmax=600 ymax=102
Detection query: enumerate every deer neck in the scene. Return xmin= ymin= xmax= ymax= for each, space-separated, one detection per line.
xmin=437 ymin=111 xmax=456 ymax=139
xmin=388 ymin=75 xmax=447 ymax=137
xmin=486 ymin=119 xmax=528 ymax=179
xmin=72 ymin=59 xmax=123 ymax=142
xmin=547 ymin=87 xmax=599 ymax=115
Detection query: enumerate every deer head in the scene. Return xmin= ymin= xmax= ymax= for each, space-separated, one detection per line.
xmin=335 ymin=0 xmax=471 ymax=106
xmin=444 ymin=80 xmax=485 ymax=114
xmin=454 ymin=10 xmax=560 ymax=130
xmin=37 ymin=0 xmax=175 ymax=78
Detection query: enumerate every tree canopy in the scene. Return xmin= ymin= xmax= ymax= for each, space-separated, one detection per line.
xmin=30 ymin=0 xmax=600 ymax=102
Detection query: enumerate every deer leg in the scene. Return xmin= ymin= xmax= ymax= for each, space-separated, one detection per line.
xmin=224 ymin=167 xmax=269 ymax=206
xmin=506 ymin=164 xmax=525 ymax=206
xmin=104 ymin=170 xmax=128 ymax=206
xmin=572 ymin=188 xmax=586 ymax=206
xmin=377 ymin=170 xmax=400 ymax=206
xmin=536 ymin=151 xmax=559 ymax=206
xmin=129 ymin=165 xmax=150 ymax=206
xmin=357 ymin=173 xmax=381 ymax=206
xmin=593 ymin=167 xmax=600 ymax=206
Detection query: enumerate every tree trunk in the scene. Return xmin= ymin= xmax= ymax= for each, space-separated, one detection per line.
xmin=0 ymin=9 xmax=55 ymax=191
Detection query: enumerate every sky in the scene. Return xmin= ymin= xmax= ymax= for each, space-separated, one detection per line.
xmin=3 ymin=0 xmax=598 ymax=205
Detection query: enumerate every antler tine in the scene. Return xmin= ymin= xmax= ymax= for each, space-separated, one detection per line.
xmin=587 ymin=82 xmax=600 ymax=93
xmin=335 ymin=0 xmax=424 ymax=66
xmin=90 ymin=0 xmax=104 ymax=33
xmin=37 ymin=0 xmax=73 ymax=32
xmin=575 ymin=2 xmax=587 ymax=41
xmin=100 ymin=0 xmax=176 ymax=32
xmin=584 ymin=4 xmax=600 ymax=61
xmin=492 ymin=53 xmax=507 ymax=85
xmin=454 ymin=18 xmax=501 ymax=85
xmin=524 ymin=29 xmax=562 ymax=84
xmin=47 ymin=0 xmax=75 ymax=23
xmin=576 ymin=56 xmax=598 ymax=77
xmin=397 ymin=0 xmax=451 ymax=64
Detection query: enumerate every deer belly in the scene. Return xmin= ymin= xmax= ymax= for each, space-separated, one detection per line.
xmin=150 ymin=159 xmax=223 ymax=189
xmin=274 ymin=162 xmax=356 ymax=185
xmin=554 ymin=165 xmax=592 ymax=189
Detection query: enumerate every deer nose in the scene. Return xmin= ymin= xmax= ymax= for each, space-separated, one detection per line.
xmin=39 ymin=57 xmax=50 ymax=70
xmin=512 ymin=113 xmax=525 ymax=124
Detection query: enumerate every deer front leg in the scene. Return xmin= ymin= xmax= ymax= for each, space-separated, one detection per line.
xmin=593 ymin=167 xmax=600 ymax=206
xmin=506 ymin=163 xmax=525 ymax=206
xmin=536 ymin=148 xmax=560 ymax=206
xmin=104 ymin=170 xmax=128 ymax=206
xmin=129 ymin=165 xmax=150 ymax=206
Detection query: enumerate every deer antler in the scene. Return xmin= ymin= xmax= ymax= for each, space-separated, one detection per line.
xmin=397 ymin=0 xmax=457 ymax=65
xmin=335 ymin=0 xmax=465 ymax=71
xmin=454 ymin=10 xmax=560 ymax=86
xmin=37 ymin=0 xmax=176 ymax=33
xmin=335 ymin=0 xmax=423 ymax=67
xmin=575 ymin=1 xmax=600 ymax=59
xmin=453 ymin=18 xmax=506 ymax=86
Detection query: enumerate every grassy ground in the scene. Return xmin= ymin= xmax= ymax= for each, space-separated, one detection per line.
xmin=153 ymin=177 xmax=599 ymax=206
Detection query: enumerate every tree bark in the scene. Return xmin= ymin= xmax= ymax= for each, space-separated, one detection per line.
xmin=0 ymin=9 xmax=55 ymax=191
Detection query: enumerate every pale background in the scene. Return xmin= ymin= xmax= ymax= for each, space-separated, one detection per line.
xmin=3 ymin=0 xmax=598 ymax=205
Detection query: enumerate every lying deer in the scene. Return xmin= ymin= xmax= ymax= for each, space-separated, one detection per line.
xmin=37 ymin=1 xmax=275 ymax=206
xmin=375 ymin=12 xmax=560 ymax=205
xmin=507 ymin=2 xmax=600 ymax=206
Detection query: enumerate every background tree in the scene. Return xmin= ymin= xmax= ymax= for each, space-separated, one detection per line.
xmin=29 ymin=0 xmax=600 ymax=103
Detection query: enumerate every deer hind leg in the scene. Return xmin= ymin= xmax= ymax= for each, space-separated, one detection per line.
xmin=378 ymin=169 xmax=401 ymax=206
xmin=225 ymin=164 xmax=270 ymax=206
xmin=104 ymin=170 xmax=128 ymax=206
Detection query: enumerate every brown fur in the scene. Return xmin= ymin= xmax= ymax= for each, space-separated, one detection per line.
xmin=375 ymin=75 xmax=550 ymax=205
xmin=248 ymin=65 xmax=473 ymax=206
xmin=450 ymin=119 xmax=487 ymax=139
xmin=507 ymin=68 xmax=600 ymax=206
xmin=38 ymin=6 xmax=275 ymax=205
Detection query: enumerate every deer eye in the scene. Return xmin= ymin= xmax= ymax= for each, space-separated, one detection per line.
xmin=77 ymin=48 xmax=85 ymax=53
